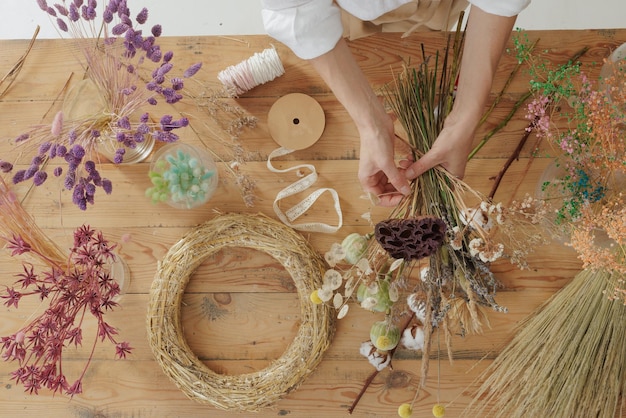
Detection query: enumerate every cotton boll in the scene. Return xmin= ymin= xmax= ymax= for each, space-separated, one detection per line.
xmin=401 ymin=324 xmax=425 ymax=351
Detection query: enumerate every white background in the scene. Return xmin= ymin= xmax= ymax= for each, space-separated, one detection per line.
xmin=1 ymin=0 xmax=625 ymax=40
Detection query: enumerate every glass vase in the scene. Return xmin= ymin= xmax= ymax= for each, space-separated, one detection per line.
xmin=147 ymin=142 xmax=219 ymax=209
xmin=62 ymin=78 xmax=155 ymax=164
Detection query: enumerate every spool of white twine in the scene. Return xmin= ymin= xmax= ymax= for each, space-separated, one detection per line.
xmin=217 ymin=47 xmax=285 ymax=96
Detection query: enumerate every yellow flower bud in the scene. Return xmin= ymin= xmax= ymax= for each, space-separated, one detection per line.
xmin=432 ymin=404 xmax=446 ymax=418
xmin=310 ymin=289 xmax=323 ymax=304
xmin=398 ymin=403 xmax=413 ymax=418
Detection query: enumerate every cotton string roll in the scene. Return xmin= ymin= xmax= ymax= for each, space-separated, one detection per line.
xmin=217 ymin=47 xmax=284 ymax=96
xmin=266 ymin=93 xmax=343 ymax=234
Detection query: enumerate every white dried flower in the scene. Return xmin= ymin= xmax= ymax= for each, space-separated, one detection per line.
xmin=359 ymin=341 xmax=391 ymax=371
xmin=407 ymin=293 xmax=427 ymax=323
xmin=355 ymin=258 xmax=372 ymax=275
xmin=337 ymin=304 xmax=349 ymax=319
xmin=401 ymin=324 xmax=425 ymax=351
xmin=332 ymin=292 xmax=343 ymax=309
xmin=469 ymin=238 xmax=483 ymax=257
xmin=324 ymin=269 xmax=343 ymax=290
xmin=361 ymin=297 xmax=378 ymax=310
xmin=317 ymin=287 xmax=333 ymax=302
xmin=461 ymin=208 xmax=494 ymax=231
xmin=420 ymin=267 xmax=430 ymax=282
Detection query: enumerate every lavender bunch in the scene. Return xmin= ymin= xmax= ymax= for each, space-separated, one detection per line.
xmin=0 ymin=225 xmax=132 ymax=397
xmin=3 ymin=0 xmax=202 ymax=210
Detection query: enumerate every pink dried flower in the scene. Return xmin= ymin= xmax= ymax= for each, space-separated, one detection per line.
xmin=0 ymin=225 xmax=131 ymax=397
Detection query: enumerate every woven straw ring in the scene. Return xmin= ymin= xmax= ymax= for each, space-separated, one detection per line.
xmin=147 ymin=213 xmax=334 ymax=411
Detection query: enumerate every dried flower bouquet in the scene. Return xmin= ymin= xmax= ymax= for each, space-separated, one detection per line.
xmin=0 ymin=0 xmax=201 ymax=210
xmin=465 ymin=33 xmax=626 ymax=418
xmin=311 ymin=24 xmax=550 ymax=416
xmin=0 ymin=176 xmax=131 ymax=396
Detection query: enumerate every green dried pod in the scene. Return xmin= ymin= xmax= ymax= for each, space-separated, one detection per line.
xmin=369 ymin=320 xmax=401 ymax=351
xmin=341 ymin=232 xmax=369 ymax=265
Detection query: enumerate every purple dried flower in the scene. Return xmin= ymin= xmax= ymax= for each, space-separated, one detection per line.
xmin=81 ymin=5 xmax=96 ymax=21
xmin=84 ymin=160 xmax=96 ymax=174
xmin=54 ymin=4 xmax=68 ymax=16
xmin=126 ymin=64 xmax=135 ymax=73
xmin=171 ymin=77 xmax=184 ymax=90
xmin=154 ymin=131 xmax=179 ymax=143
xmin=102 ymin=8 xmax=113 ymax=23
xmin=102 ymin=179 xmax=113 ymax=194
xmin=38 ymin=142 xmax=51 ymax=155
xmin=46 ymin=6 xmax=57 ymax=17
xmin=56 ymin=144 xmax=67 ymax=157
xmin=147 ymin=97 xmax=157 ymax=105
xmin=15 ymin=133 xmax=29 ymax=143
xmin=136 ymin=122 xmax=150 ymax=135
xmin=30 ymin=155 xmax=44 ymax=166
xmin=73 ymin=0 xmax=83 ymax=7
xmin=70 ymin=144 xmax=85 ymax=159
xmin=146 ymin=81 xmax=157 ymax=91
xmin=165 ymin=92 xmax=183 ymax=104
xmin=135 ymin=7 xmax=148 ymax=24
xmin=107 ymin=0 xmax=119 ymax=13
xmin=112 ymin=23 xmax=129 ymax=36
xmin=147 ymin=46 xmax=162 ymax=63
xmin=151 ymin=24 xmax=162 ymax=37
xmin=183 ymin=62 xmax=202 ymax=78
xmin=0 ymin=160 xmax=13 ymax=173
xmin=140 ymin=112 xmax=149 ymax=123
xmin=56 ymin=18 xmax=68 ymax=32
xmin=33 ymin=171 xmax=48 ymax=186
xmin=113 ymin=149 xmax=125 ymax=164
xmin=121 ymin=14 xmax=132 ymax=26
xmin=117 ymin=116 xmax=131 ymax=130
xmin=68 ymin=130 xmax=77 ymax=143
xmin=163 ymin=51 xmax=173 ymax=63
xmin=36 ymin=0 xmax=48 ymax=11
xmin=73 ymin=186 xmax=87 ymax=210
xmin=64 ymin=171 xmax=76 ymax=190
xmin=53 ymin=167 xmax=63 ymax=177
xmin=157 ymin=63 xmax=173 ymax=77
xmin=12 ymin=170 xmax=25 ymax=184
xmin=68 ymin=3 xmax=79 ymax=21
xmin=24 ymin=165 xmax=37 ymax=180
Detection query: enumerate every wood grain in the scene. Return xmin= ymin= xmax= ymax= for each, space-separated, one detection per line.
xmin=1 ymin=29 xmax=625 ymax=418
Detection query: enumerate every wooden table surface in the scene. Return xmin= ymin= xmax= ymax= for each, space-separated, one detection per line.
xmin=1 ymin=28 xmax=625 ymax=418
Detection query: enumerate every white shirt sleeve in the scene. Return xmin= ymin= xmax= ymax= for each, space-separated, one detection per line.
xmin=261 ymin=0 xmax=531 ymax=60
xmin=261 ymin=0 xmax=344 ymax=60
xmin=468 ymin=0 xmax=531 ymax=17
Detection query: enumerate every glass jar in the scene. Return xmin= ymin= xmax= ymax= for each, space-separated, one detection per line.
xmin=63 ymin=78 xmax=155 ymax=164
xmin=147 ymin=142 xmax=219 ymax=209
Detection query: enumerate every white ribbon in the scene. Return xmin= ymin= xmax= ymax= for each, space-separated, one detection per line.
xmin=267 ymin=147 xmax=343 ymax=233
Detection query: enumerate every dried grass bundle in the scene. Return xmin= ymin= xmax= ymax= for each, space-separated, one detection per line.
xmin=147 ymin=213 xmax=334 ymax=411
xmin=465 ymin=268 xmax=626 ymax=418
xmin=0 ymin=176 xmax=66 ymax=265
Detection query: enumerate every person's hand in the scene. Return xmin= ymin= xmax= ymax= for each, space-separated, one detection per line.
xmin=357 ymin=113 xmax=411 ymax=207
xmin=405 ymin=116 xmax=475 ymax=181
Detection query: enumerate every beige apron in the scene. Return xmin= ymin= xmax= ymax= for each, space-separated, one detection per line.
xmin=340 ymin=0 xmax=469 ymax=39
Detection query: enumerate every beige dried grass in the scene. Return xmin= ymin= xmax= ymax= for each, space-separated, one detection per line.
xmin=147 ymin=213 xmax=335 ymax=411
xmin=465 ymin=268 xmax=626 ymax=418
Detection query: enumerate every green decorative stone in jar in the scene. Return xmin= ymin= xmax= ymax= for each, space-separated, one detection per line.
xmin=146 ymin=143 xmax=218 ymax=209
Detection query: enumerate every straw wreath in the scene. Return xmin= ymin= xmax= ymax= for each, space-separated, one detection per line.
xmin=147 ymin=213 xmax=335 ymax=411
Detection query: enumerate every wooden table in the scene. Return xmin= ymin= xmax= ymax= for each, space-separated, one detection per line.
xmin=1 ymin=29 xmax=625 ymax=417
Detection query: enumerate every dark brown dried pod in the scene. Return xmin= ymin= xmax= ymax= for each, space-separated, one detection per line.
xmin=374 ymin=216 xmax=447 ymax=261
